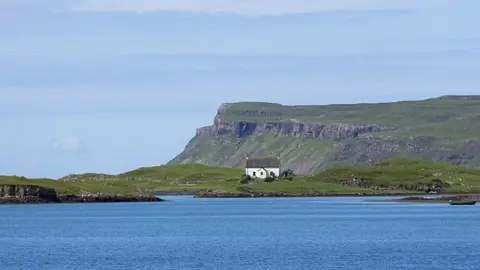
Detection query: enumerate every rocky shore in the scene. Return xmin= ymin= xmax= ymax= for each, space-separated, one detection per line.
xmin=374 ymin=195 xmax=480 ymax=203
xmin=58 ymin=193 xmax=163 ymax=203
xmin=0 ymin=185 xmax=163 ymax=204
xmin=194 ymin=191 xmax=423 ymax=198
xmin=0 ymin=185 xmax=59 ymax=204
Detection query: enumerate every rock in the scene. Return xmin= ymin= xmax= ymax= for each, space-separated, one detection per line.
xmin=57 ymin=194 xmax=163 ymax=203
xmin=0 ymin=185 xmax=59 ymax=204
xmin=197 ymin=116 xmax=397 ymax=141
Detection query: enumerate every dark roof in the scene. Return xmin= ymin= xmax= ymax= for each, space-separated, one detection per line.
xmin=246 ymin=157 xmax=280 ymax=168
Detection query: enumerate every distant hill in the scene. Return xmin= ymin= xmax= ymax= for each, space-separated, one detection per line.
xmin=169 ymin=95 xmax=480 ymax=174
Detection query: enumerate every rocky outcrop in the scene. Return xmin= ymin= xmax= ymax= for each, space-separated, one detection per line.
xmin=0 ymin=185 xmax=163 ymax=204
xmin=0 ymin=185 xmax=59 ymax=204
xmin=58 ymin=193 xmax=163 ymax=203
xmin=197 ymin=116 xmax=397 ymax=141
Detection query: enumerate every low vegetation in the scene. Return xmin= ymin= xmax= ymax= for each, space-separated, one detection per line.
xmin=307 ymin=158 xmax=480 ymax=193
xmin=2 ymin=158 xmax=480 ymax=196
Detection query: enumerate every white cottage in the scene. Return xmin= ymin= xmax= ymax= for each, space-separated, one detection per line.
xmin=245 ymin=156 xmax=281 ymax=179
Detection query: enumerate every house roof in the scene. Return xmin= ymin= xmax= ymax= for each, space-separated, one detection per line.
xmin=246 ymin=156 xmax=280 ymax=168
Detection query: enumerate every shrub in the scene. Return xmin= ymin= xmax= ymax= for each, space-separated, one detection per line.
xmin=240 ymin=174 xmax=252 ymax=184
xmin=264 ymin=177 xmax=275 ymax=183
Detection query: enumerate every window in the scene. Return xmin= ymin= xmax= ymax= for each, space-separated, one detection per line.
xmin=260 ymin=171 xmax=263 ymax=176
xmin=252 ymin=172 xmax=256 ymax=177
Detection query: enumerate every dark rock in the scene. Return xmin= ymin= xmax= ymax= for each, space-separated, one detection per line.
xmin=57 ymin=194 xmax=164 ymax=203
xmin=0 ymin=185 xmax=59 ymax=204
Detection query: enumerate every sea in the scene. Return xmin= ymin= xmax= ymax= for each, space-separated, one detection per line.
xmin=0 ymin=196 xmax=479 ymax=270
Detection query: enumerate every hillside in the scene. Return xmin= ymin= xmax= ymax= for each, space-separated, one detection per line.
xmin=169 ymin=95 xmax=480 ymax=174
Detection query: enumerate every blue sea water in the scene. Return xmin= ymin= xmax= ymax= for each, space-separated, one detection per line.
xmin=0 ymin=196 xmax=479 ymax=270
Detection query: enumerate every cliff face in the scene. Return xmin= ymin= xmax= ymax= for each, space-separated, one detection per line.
xmin=169 ymin=97 xmax=480 ymax=174
xmin=197 ymin=116 xmax=397 ymax=141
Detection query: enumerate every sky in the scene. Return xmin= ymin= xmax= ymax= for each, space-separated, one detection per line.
xmin=1 ymin=0 xmax=480 ymax=178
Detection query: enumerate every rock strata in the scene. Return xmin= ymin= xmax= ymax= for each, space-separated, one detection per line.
xmin=196 ymin=116 xmax=397 ymax=141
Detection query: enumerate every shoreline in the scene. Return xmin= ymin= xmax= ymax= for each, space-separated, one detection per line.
xmin=0 ymin=194 xmax=164 ymax=205
xmin=153 ymin=189 xmax=480 ymax=198
xmin=0 ymin=184 xmax=165 ymax=205
xmin=191 ymin=191 xmax=480 ymax=198
xmin=368 ymin=194 xmax=480 ymax=203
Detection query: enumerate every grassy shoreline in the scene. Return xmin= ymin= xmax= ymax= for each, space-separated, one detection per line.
xmin=2 ymin=159 xmax=480 ymax=199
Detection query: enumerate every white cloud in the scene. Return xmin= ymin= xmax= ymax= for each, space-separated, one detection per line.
xmin=53 ymin=136 xmax=81 ymax=152
xmin=4 ymin=0 xmax=451 ymax=16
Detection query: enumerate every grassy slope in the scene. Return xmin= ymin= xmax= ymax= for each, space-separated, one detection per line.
xmin=170 ymin=133 xmax=340 ymax=174
xmin=0 ymin=164 xmax=243 ymax=196
xmin=170 ymin=96 xmax=480 ymax=173
xmin=309 ymin=158 xmax=480 ymax=193
xmin=2 ymin=159 xmax=480 ymax=196
xmin=56 ymin=164 xmax=244 ymax=195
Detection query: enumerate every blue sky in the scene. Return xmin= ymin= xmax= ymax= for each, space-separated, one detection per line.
xmin=1 ymin=0 xmax=479 ymax=178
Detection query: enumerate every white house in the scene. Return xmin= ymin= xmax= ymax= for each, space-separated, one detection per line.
xmin=245 ymin=156 xmax=281 ymax=179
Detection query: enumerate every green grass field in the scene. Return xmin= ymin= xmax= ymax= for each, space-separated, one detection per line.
xmin=2 ymin=158 xmax=480 ymax=196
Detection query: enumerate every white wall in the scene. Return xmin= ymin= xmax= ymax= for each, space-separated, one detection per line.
xmin=245 ymin=167 xmax=280 ymax=179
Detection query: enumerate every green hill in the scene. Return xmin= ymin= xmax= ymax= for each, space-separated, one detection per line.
xmin=169 ymin=96 xmax=480 ymax=174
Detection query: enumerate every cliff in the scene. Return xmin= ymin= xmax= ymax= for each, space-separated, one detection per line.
xmin=169 ymin=96 xmax=480 ymax=174
xmin=196 ymin=115 xmax=397 ymax=140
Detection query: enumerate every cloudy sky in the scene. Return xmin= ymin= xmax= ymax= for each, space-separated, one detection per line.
xmin=1 ymin=0 xmax=479 ymax=178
